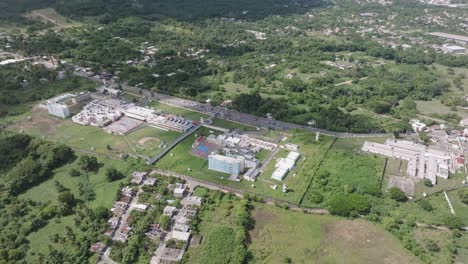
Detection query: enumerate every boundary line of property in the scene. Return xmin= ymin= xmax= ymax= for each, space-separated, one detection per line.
xmin=297 ymin=137 xmax=337 ymax=206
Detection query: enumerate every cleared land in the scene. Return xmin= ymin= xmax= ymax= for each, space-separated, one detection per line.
xmin=149 ymin=101 xmax=209 ymax=122
xmin=248 ymin=203 xmax=421 ymax=264
xmin=24 ymin=8 xmax=78 ymax=29
xmin=301 ymin=137 xmax=387 ymax=207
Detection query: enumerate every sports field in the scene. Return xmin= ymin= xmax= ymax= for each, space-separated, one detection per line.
xmin=248 ymin=203 xmax=421 ymax=264
xmin=9 ymin=109 xmax=181 ymax=158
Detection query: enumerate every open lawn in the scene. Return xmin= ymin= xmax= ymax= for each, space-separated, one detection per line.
xmin=447 ymin=188 xmax=468 ymax=225
xmin=301 ymin=137 xmax=387 ymax=207
xmin=20 ymin=155 xmax=131 ymax=209
xmin=24 ymin=8 xmax=79 ymax=29
xmin=416 ymin=100 xmax=468 ymax=119
xmin=149 ymin=101 xmax=209 ymax=122
xmin=26 ymin=215 xmax=76 ymax=262
xmin=156 ymin=128 xmax=334 ymax=203
xmin=248 ymin=203 xmax=421 ymax=264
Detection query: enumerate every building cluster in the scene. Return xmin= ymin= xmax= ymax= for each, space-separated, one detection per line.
xmin=46 ymin=92 xmax=91 ymax=118
xmin=362 ymin=139 xmax=459 ymax=184
xmin=429 ymin=32 xmax=468 ymax=54
xmin=194 ymin=132 xmax=278 ymax=181
xmin=271 ymin=151 xmax=301 ymax=181
xmin=71 ymin=99 xmax=128 ymax=127
xmin=150 ymin=185 xmax=202 ymax=264
xmin=246 ymin=30 xmax=267 ymax=40
xmin=47 ymin=92 xmax=195 ymax=135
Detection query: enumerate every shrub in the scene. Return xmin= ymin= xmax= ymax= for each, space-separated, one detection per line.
xmin=388 ymin=187 xmax=407 ymax=202
xmin=423 ymin=179 xmax=433 ymax=187
xmin=425 ymin=239 xmax=440 ymax=252
xmin=418 ymin=199 xmax=433 ymax=212
xmin=106 ymin=167 xmax=125 ymax=182
xmin=458 ymin=188 xmax=468 ymax=205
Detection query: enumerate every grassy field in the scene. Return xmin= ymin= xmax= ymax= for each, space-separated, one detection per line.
xmin=156 ymin=128 xmax=334 ymax=203
xmin=26 ymin=215 xmax=76 ymax=262
xmin=416 ymin=100 xmax=468 ymax=119
xmin=9 ymin=110 xmax=182 ymax=159
xmin=149 ymin=101 xmax=209 ymax=122
xmin=24 ymin=8 xmax=79 ymax=29
xmin=20 ymin=155 xmax=131 ymax=209
xmin=248 ymin=203 xmax=421 ymax=264
xmin=447 ymin=188 xmax=468 ymax=225
xmin=301 ymin=137 xmax=387 ymax=207
xmin=22 ymin=154 xmax=133 ymax=262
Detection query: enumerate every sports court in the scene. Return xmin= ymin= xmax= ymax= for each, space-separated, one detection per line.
xmin=192 ymin=138 xmax=221 ymax=159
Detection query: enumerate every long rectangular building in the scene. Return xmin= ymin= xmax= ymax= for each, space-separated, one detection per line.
xmin=429 ymin=32 xmax=468 ymax=45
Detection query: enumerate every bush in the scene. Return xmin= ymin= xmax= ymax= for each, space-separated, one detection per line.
xmin=458 ymin=188 xmax=468 ymax=205
xmin=442 ymin=215 xmax=462 ymax=230
xmin=425 ymin=239 xmax=440 ymax=252
xmin=308 ymin=191 xmax=324 ymax=204
xmin=418 ymin=200 xmax=433 ymax=212
xmin=388 ymin=187 xmax=407 ymax=202
xmin=69 ymin=168 xmax=81 ymax=177
xmin=423 ymin=179 xmax=433 ymax=187
xmin=106 ymin=167 xmax=125 ymax=182
xmin=328 ymin=193 xmax=370 ymax=217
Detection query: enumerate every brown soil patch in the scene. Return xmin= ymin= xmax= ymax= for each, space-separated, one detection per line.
xmin=9 ymin=109 xmax=60 ymax=135
xmin=138 ymin=137 xmax=160 ymax=146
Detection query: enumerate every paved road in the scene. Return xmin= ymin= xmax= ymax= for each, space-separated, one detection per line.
xmin=75 ymin=72 xmax=390 ymax=138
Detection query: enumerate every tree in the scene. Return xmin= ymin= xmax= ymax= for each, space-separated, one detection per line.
xmin=69 ymin=168 xmax=81 ymax=177
xmin=78 ymin=155 xmax=99 ymax=173
xmin=106 ymin=167 xmax=124 ymax=182
xmin=458 ymin=188 xmax=468 ymax=205
xmin=58 ymin=191 xmax=75 ymax=214
xmin=328 ymin=194 xmax=354 ymax=216
xmin=419 ymin=132 xmax=430 ymax=143
xmin=418 ymin=200 xmax=433 ymax=212
xmin=388 ymin=187 xmax=407 ymax=202
xmin=158 ymin=215 xmax=171 ymax=230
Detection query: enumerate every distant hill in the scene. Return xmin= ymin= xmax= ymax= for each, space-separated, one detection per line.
xmin=53 ymin=0 xmax=325 ymax=21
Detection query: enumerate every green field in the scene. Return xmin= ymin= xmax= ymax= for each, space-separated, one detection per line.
xmin=126 ymin=126 xmax=180 ymax=156
xmin=20 ymin=155 xmax=131 ymax=209
xmin=156 ymin=128 xmax=334 ymax=203
xmin=9 ymin=112 xmax=182 ymax=159
xmin=248 ymin=203 xmax=421 ymax=264
xmin=149 ymin=101 xmax=209 ymax=122
xmin=301 ymin=137 xmax=387 ymax=207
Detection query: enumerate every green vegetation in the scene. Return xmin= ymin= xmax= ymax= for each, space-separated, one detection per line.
xmin=184 ymin=189 xmax=251 ymax=263
xmin=248 ymin=202 xmax=421 ymax=263
xmin=301 ymin=137 xmax=386 ymax=207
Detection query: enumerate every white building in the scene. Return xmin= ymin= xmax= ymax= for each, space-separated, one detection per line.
xmin=208 ymin=154 xmax=245 ymax=176
xmin=362 ymin=139 xmax=452 ymax=184
xmin=410 ymin=119 xmax=427 ymax=133
xmin=271 ymin=151 xmax=300 ymax=181
xmin=47 ymin=94 xmax=74 ymax=118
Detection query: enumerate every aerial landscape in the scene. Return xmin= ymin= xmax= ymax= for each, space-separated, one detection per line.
xmin=1 ymin=0 xmax=468 ymax=263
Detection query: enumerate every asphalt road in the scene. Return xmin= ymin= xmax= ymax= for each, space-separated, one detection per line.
xmin=75 ymin=72 xmax=390 ymax=138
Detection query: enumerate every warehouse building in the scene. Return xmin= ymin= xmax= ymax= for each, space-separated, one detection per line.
xmin=47 ymin=92 xmax=91 ymax=118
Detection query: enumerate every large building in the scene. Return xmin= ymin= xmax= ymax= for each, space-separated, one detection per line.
xmin=362 ymin=139 xmax=452 ymax=184
xmin=47 ymin=93 xmax=91 ymax=118
xmin=429 ymin=32 xmax=468 ymax=45
xmin=208 ymin=154 xmax=245 ymax=176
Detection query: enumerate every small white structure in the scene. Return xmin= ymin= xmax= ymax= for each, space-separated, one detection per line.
xmin=410 ymin=119 xmax=427 ymax=133
xmin=271 ymin=151 xmax=300 ymax=181
xmin=134 ymin=204 xmax=148 ymax=211
xmin=167 ymin=231 xmax=191 ymax=242
xmin=131 ymin=171 xmax=147 ymax=184
xmin=181 ymin=196 xmax=202 ymax=207
xmin=163 ymin=206 xmax=177 ymax=216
